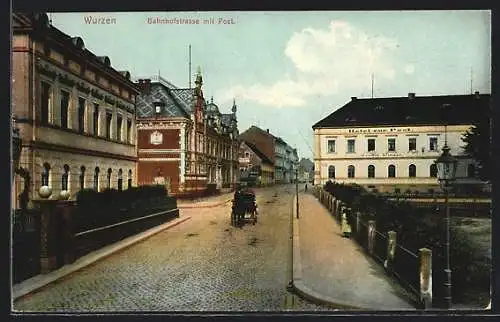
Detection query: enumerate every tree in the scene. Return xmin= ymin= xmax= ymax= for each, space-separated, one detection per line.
xmin=462 ymin=114 xmax=492 ymax=182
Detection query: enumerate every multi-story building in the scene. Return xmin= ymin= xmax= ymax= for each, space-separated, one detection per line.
xmin=312 ymin=92 xmax=489 ymax=194
xmin=238 ymin=126 xmax=276 ymax=181
xmin=12 ymin=13 xmax=140 ymax=206
xmin=238 ymin=140 xmax=274 ymax=186
xmin=274 ymin=137 xmax=288 ymax=183
xmin=134 ymin=71 xmax=239 ymax=196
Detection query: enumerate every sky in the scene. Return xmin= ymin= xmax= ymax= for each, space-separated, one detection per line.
xmin=49 ymin=11 xmax=491 ymax=160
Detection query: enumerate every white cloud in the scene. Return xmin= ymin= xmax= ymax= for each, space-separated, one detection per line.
xmin=404 ymin=64 xmax=415 ymax=74
xmin=218 ymin=20 xmax=402 ymax=108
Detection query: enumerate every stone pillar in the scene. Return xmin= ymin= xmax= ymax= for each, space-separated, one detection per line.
xmin=384 ymin=231 xmax=397 ymax=274
xmin=367 ymin=220 xmax=376 ymax=255
xmin=419 ymin=248 xmax=433 ymax=309
xmin=34 ymin=200 xmax=58 ymax=274
xmin=56 ymin=200 xmax=76 ymax=265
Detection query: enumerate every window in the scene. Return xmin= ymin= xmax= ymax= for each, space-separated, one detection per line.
xmin=60 ymin=90 xmax=70 ymax=129
xmin=62 ymin=164 xmax=69 ymax=191
xmin=348 ymin=165 xmax=355 ymax=178
xmin=429 ymin=137 xmax=438 ymax=151
xmin=107 ymin=168 xmax=112 ymax=188
xmin=117 ymin=115 xmax=123 ymax=141
xmin=409 ymin=164 xmax=416 ymax=177
xmin=78 ymin=97 xmax=86 ymax=133
xmin=117 ymin=169 xmax=123 ymax=191
xmin=327 ymin=140 xmax=336 ymax=153
xmin=79 ymin=166 xmax=85 ymax=190
xmin=388 ymin=164 xmax=396 ymax=178
xmin=245 ymin=152 xmax=250 ymax=158
xmin=41 ymin=82 xmax=51 ymax=125
xmin=127 ymin=119 xmax=132 ymax=143
xmin=368 ymin=165 xmax=375 ymax=178
xmin=408 ymin=138 xmax=417 ymax=151
xmin=41 ymin=163 xmax=50 ymax=186
xmin=430 ymin=164 xmax=438 ymax=177
xmin=388 ymin=138 xmax=396 ymax=152
xmin=106 ymin=112 xmax=112 ymax=139
xmin=93 ymin=103 xmax=99 ymax=135
xmin=347 ymin=139 xmax=355 ymax=153
xmin=94 ymin=167 xmax=100 ymax=191
xmin=128 ymin=169 xmax=132 ymax=188
xmin=467 ymin=164 xmax=476 ymax=178
xmin=394 ymin=188 xmax=401 ymax=194
xmin=328 ymin=165 xmax=335 ymax=179
xmin=367 ymin=139 xmax=375 ymax=152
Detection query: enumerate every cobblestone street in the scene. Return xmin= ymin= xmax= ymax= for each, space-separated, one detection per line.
xmin=13 ymin=185 xmax=330 ymax=312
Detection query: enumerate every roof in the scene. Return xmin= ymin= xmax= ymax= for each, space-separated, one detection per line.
xmin=243 ymin=141 xmax=273 ymax=165
xmin=312 ymin=93 xmax=491 ymax=129
xmin=221 ymin=114 xmax=233 ymax=127
xmin=170 ymin=88 xmax=197 ymax=114
xmin=136 ymin=83 xmax=191 ymax=118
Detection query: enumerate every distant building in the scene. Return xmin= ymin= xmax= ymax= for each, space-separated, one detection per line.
xmin=238 ymin=141 xmax=274 ymax=186
xmin=134 ymin=71 xmax=238 ymax=197
xmin=12 ymin=13 xmax=140 ymax=206
xmin=238 ymin=126 xmax=276 ymax=166
xmin=239 ymin=125 xmax=299 ymax=184
xmin=298 ymin=158 xmax=314 ymax=182
xmin=312 ymin=92 xmax=489 ymax=194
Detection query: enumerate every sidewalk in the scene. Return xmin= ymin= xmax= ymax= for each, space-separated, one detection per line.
xmin=177 ymin=192 xmax=234 ymax=208
xmin=12 ymin=215 xmax=191 ymax=301
xmin=292 ymin=193 xmax=416 ymax=310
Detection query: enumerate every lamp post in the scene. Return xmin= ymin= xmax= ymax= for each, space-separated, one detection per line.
xmin=435 ymin=112 xmax=458 ymax=309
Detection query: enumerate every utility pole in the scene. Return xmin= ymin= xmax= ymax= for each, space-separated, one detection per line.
xmin=189 ymin=45 xmax=192 ymax=89
xmin=296 ymin=169 xmax=299 ymax=219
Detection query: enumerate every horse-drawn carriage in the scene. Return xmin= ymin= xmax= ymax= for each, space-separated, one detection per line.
xmin=231 ymin=186 xmax=258 ymax=227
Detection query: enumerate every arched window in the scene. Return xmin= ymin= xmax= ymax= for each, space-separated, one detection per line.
xmin=368 ymin=165 xmax=375 ymax=178
xmin=467 ymin=164 xmax=476 ymax=178
xmin=388 ymin=164 xmax=396 ymax=178
xmin=62 ymin=164 xmax=70 ymax=191
xmin=41 ymin=163 xmax=51 ymax=186
xmin=128 ymin=169 xmax=132 ymax=188
xmin=118 ymin=169 xmax=123 ymax=191
xmin=430 ymin=164 xmax=438 ymax=178
xmin=328 ymin=165 xmax=335 ymax=179
xmin=409 ymin=164 xmax=416 ymax=178
xmin=94 ymin=167 xmax=100 ymax=190
xmin=348 ymin=165 xmax=355 ymax=178
xmin=107 ymin=168 xmax=112 ymax=189
xmin=79 ymin=166 xmax=86 ymax=189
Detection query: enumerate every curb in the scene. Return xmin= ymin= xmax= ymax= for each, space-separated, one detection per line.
xmin=12 ymin=215 xmax=192 ymax=301
xmin=290 ymin=195 xmax=417 ymax=311
xmin=177 ymin=199 xmax=232 ymax=209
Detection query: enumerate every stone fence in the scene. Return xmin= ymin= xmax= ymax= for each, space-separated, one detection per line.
xmin=312 ymin=186 xmax=433 ymax=309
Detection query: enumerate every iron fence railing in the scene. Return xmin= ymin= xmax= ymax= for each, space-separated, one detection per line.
xmin=392 ymin=243 xmax=420 ymax=296
xmin=373 ymin=230 xmax=388 ymax=265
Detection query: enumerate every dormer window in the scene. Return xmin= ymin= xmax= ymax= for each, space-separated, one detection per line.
xmin=153 ymin=100 xmax=163 ymax=114
xmin=375 ymin=105 xmax=384 ymax=111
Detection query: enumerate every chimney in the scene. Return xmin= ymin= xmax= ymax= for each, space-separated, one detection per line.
xmin=351 ymin=97 xmax=357 ymax=101
xmin=144 ymin=79 xmax=151 ymax=94
xmin=408 ymin=93 xmax=416 ymax=100
xmin=474 ymin=91 xmax=480 ymax=99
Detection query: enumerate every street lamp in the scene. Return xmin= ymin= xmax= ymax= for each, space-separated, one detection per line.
xmin=435 ymin=109 xmax=458 ymax=309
